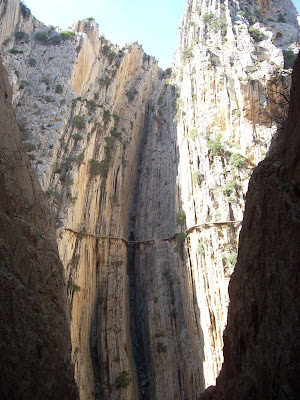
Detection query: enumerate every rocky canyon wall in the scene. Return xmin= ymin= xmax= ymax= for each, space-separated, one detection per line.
xmin=200 ymin=51 xmax=300 ymax=400
xmin=0 ymin=53 xmax=78 ymax=399
xmin=0 ymin=0 xmax=299 ymax=399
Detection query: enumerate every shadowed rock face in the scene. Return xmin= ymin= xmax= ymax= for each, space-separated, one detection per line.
xmin=0 ymin=55 xmax=78 ymax=400
xmin=200 ymin=53 xmax=300 ymax=400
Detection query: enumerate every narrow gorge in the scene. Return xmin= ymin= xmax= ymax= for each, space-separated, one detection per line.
xmin=0 ymin=0 xmax=299 ymax=399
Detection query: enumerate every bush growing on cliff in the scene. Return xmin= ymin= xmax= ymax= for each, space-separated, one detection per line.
xmin=197 ymin=241 xmax=205 ymax=254
xmin=156 ymin=342 xmax=167 ymax=353
xmin=248 ymin=27 xmax=264 ymax=42
xmin=89 ymin=159 xmax=109 ymax=176
xmin=35 ymin=31 xmax=48 ymax=43
xmin=229 ymin=153 xmax=248 ymax=169
xmin=72 ymin=133 xmax=83 ymax=142
xmin=277 ymin=13 xmax=286 ymax=23
xmin=176 ymin=232 xmax=186 ymax=245
xmin=176 ymin=211 xmax=186 ymax=226
xmin=225 ymin=179 xmax=236 ymax=197
xmin=19 ymin=80 xmax=30 ymax=89
xmin=55 ymin=84 xmax=63 ymax=94
xmin=15 ymin=31 xmax=28 ymax=41
xmin=72 ymin=115 xmax=85 ymax=130
xmin=48 ymin=35 xmax=61 ymax=45
xmin=202 ymin=12 xmax=215 ymax=24
xmin=20 ymin=1 xmax=30 ymax=17
xmin=28 ymin=57 xmax=36 ymax=66
xmin=60 ymin=31 xmax=75 ymax=40
xmin=283 ymin=50 xmax=296 ymax=69
xmin=103 ymin=109 xmax=111 ymax=125
xmin=114 ymin=371 xmax=131 ymax=389
xmin=9 ymin=49 xmax=23 ymax=54
xmin=207 ymin=139 xmax=224 ymax=156
xmin=181 ymin=46 xmax=193 ymax=62
xmin=24 ymin=142 xmax=36 ymax=152
xmin=228 ymin=252 xmax=237 ymax=267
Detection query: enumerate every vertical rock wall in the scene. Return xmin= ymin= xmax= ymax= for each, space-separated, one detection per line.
xmin=200 ymin=52 xmax=300 ymax=400
xmin=0 ymin=53 xmax=78 ymax=400
xmin=0 ymin=0 xmax=299 ymax=398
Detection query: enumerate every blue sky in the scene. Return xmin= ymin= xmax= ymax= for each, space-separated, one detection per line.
xmin=23 ymin=0 xmax=186 ymax=69
xmin=22 ymin=0 xmax=300 ymax=69
xmin=294 ymin=0 xmax=300 ymax=12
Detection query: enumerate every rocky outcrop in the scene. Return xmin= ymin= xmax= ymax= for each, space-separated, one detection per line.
xmin=0 ymin=54 xmax=78 ymax=399
xmin=200 ymin=52 xmax=300 ymax=400
xmin=0 ymin=0 xmax=299 ymax=399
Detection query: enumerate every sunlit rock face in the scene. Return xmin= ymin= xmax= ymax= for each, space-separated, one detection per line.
xmin=0 ymin=0 xmax=299 ymax=398
xmin=200 ymin=52 xmax=300 ymax=400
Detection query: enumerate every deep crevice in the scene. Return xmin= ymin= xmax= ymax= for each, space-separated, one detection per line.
xmin=127 ymin=108 xmax=153 ymax=400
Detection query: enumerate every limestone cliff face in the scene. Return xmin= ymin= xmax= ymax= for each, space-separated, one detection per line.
xmin=0 ymin=0 xmax=299 ymax=399
xmin=163 ymin=0 xmax=299 ymax=390
xmin=0 ymin=54 xmax=78 ymax=399
xmin=200 ymin=52 xmax=300 ymax=400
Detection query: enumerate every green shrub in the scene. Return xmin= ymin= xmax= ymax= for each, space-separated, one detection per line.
xmin=76 ymin=45 xmax=82 ymax=53
xmin=20 ymin=2 xmax=30 ymax=17
xmin=76 ymin=152 xmax=84 ymax=164
xmin=229 ymin=153 xmax=248 ymax=169
xmin=176 ymin=232 xmax=186 ymax=245
xmin=19 ymin=80 xmax=30 ymax=89
xmin=89 ymin=159 xmax=109 ymax=176
xmin=225 ymin=179 xmax=236 ymax=196
xmin=24 ymin=142 xmax=36 ymax=152
xmin=73 ymin=133 xmax=83 ymax=142
xmin=35 ymin=31 xmax=48 ymax=43
xmin=86 ymin=17 xmax=95 ymax=21
xmin=191 ymin=170 xmax=203 ymax=186
xmin=126 ymin=87 xmax=138 ymax=101
xmin=68 ymin=277 xmax=80 ymax=292
xmin=108 ymin=51 xmax=117 ymax=64
xmin=157 ymin=95 xmax=163 ymax=105
xmin=283 ymin=50 xmax=296 ymax=69
xmin=48 ymin=35 xmax=61 ymax=45
xmin=207 ymin=139 xmax=224 ymax=156
xmin=9 ymin=49 xmax=23 ymax=54
xmin=102 ymin=45 xmax=111 ymax=55
xmin=99 ymin=75 xmax=112 ymax=86
xmin=188 ymin=128 xmax=199 ymax=140
xmin=277 ymin=13 xmax=286 ymax=23
xmin=197 ymin=241 xmax=205 ymax=254
xmin=45 ymin=95 xmax=53 ymax=103
xmin=176 ymin=211 xmax=186 ymax=225
xmin=114 ymin=371 xmax=131 ymax=389
xmin=248 ymin=27 xmax=264 ymax=42
xmin=103 ymin=109 xmax=111 ymax=125
xmin=113 ymin=113 xmax=120 ymax=124
xmin=60 ymin=31 xmax=75 ymax=40
xmin=181 ymin=46 xmax=193 ymax=62
xmin=15 ymin=31 xmax=28 ymax=40
xmin=28 ymin=57 xmax=36 ymax=66
xmin=228 ymin=252 xmax=237 ymax=267
xmin=156 ymin=342 xmax=167 ymax=353
xmin=202 ymin=12 xmax=215 ymax=24
xmin=42 ymin=74 xmax=51 ymax=85
xmin=55 ymin=84 xmax=63 ymax=94
xmin=72 ymin=115 xmax=85 ymax=130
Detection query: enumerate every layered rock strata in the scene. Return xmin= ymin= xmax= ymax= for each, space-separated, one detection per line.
xmin=0 ymin=54 xmax=78 ymax=399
